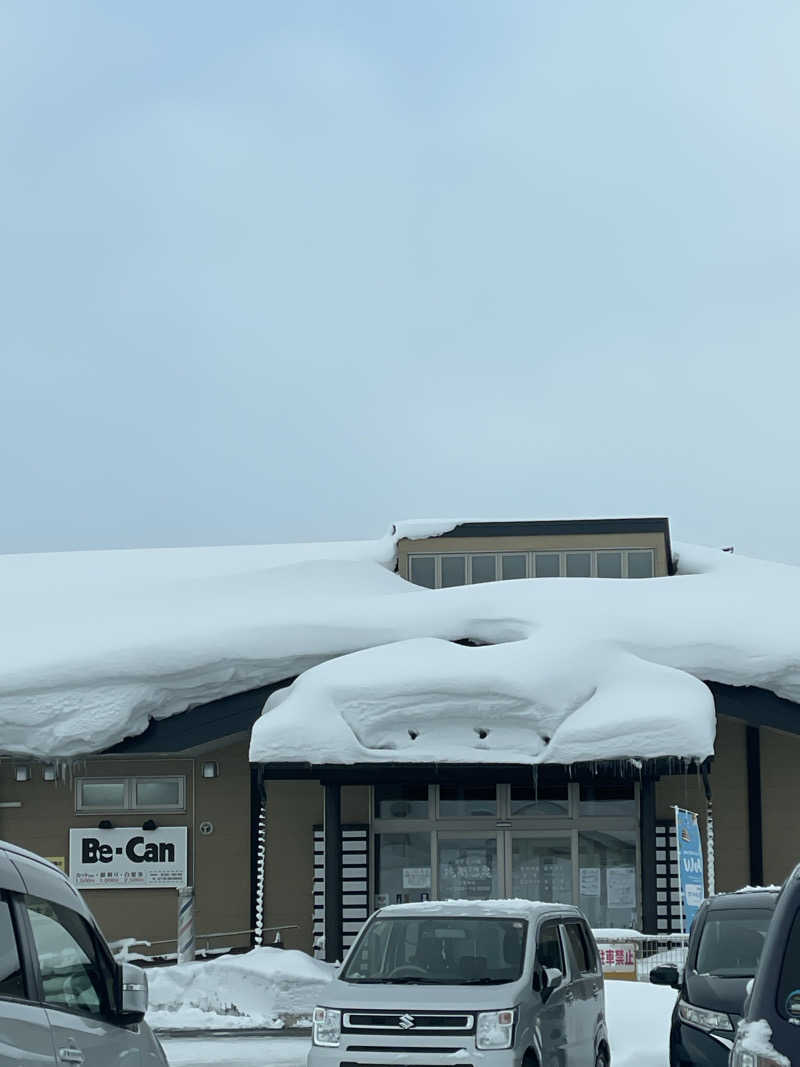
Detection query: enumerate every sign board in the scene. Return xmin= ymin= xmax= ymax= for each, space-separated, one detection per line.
xmin=596 ymin=942 xmax=637 ymax=981
xmin=674 ymin=807 xmax=704 ymax=931
xmin=69 ymin=827 xmax=188 ymax=889
xmin=402 ymin=867 xmax=431 ymax=889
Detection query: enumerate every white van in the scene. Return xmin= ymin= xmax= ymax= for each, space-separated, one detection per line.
xmin=309 ymin=900 xmax=610 ymax=1067
xmin=0 ymin=838 xmax=167 ymax=1065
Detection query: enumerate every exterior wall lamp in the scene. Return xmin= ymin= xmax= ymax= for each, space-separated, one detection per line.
xmin=201 ymin=761 xmax=219 ymax=779
xmin=42 ymin=765 xmax=57 ymax=782
xmin=15 ymin=766 xmax=31 ymax=782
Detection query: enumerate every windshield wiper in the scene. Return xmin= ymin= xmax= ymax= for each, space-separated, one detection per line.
xmin=460 ymin=977 xmax=508 ymax=985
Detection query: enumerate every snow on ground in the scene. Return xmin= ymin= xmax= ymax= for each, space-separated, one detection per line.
xmin=2 ymin=522 xmax=800 ymax=760
xmin=159 ymin=982 xmax=676 ymax=1067
xmin=145 ymin=948 xmax=336 ymax=1031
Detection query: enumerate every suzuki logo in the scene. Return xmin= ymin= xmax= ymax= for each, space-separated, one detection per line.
xmin=399 ymin=1014 xmax=415 ymax=1029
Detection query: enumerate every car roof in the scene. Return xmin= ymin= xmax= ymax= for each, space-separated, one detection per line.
xmin=376 ymin=898 xmax=582 ymax=921
xmin=704 ymin=888 xmax=780 ymax=911
xmin=0 ymin=839 xmax=68 ymax=881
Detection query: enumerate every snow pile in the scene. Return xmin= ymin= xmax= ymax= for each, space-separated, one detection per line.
xmin=144 ymin=947 xmax=336 ymax=1031
xmin=604 ymin=980 xmax=677 ymax=1067
xmin=735 ymin=1020 xmax=791 ymax=1067
xmin=2 ymin=525 xmax=800 ymax=761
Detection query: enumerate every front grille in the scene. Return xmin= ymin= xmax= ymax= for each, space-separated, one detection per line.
xmin=343 ymin=1012 xmax=474 ymax=1035
xmin=345 ymin=1048 xmax=465 ymax=1054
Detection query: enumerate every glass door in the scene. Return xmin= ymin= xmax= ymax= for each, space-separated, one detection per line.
xmin=437 ymin=833 xmax=501 ymax=900
xmin=508 ymin=833 xmax=575 ymax=905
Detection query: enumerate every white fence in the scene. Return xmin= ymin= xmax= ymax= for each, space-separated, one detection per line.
xmin=593 ymin=932 xmax=688 ymax=982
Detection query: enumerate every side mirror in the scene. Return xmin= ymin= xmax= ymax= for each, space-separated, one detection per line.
xmin=116 ymin=962 xmax=148 ymax=1023
xmin=541 ymin=966 xmax=563 ymax=999
xmin=649 ymin=964 xmax=680 ymax=989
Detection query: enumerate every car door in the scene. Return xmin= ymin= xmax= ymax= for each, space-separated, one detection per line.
xmin=560 ymin=920 xmax=598 ymax=1064
xmin=535 ymin=919 xmax=570 ymax=1067
xmin=0 ymin=890 xmax=57 ymax=1066
xmin=21 ymin=894 xmax=141 ymax=1067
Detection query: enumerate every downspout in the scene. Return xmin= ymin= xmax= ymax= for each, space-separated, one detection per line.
xmin=700 ymin=758 xmax=715 ymax=897
xmin=252 ymin=765 xmax=267 ymax=947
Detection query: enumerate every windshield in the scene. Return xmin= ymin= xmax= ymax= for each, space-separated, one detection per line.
xmin=340 ymin=915 xmax=528 ymax=984
xmin=694 ymin=909 xmax=772 ymax=977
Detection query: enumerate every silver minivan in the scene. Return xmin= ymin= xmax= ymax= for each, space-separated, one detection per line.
xmin=0 ymin=838 xmax=167 ymax=1066
xmin=308 ymin=900 xmax=610 ymax=1067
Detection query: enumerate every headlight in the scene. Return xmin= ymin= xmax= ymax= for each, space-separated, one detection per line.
xmin=677 ymin=999 xmax=732 ymax=1033
xmin=476 ymin=1009 xmax=516 ymax=1049
xmin=731 ymin=1049 xmax=789 ymax=1067
xmin=312 ymin=1007 xmax=341 ymax=1047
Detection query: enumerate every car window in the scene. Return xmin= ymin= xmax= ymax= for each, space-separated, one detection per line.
xmin=562 ymin=921 xmax=593 ymax=975
xmin=25 ymin=896 xmax=111 ymax=1017
xmin=537 ymin=920 xmax=565 ymax=972
xmin=694 ymin=909 xmax=772 ymax=977
xmin=777 ymin=906 xmax=800 ymax=1020
xmin=0 ymin=897 xmax=26 ymax=1000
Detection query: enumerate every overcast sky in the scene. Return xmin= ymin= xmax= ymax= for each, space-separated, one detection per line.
xmin=2 ymin=2 xmax=799 ymax=562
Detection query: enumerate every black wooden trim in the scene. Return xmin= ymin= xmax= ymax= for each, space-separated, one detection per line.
xmin=639 ymin=776 xmax=657 ymax=934
xmin=105 ymin=680 xmax=293 ymax=754
xmin=708 ymin=682 xmax=800 ymax=736
xmin=324 ymin=783 xmax=343 ymax=963
xmin=430 ymin=517 xmax=671 ymax=540
xmin=263 ymin=757 xmax=690 ymax=784
xmin=746 ymin=726 xmax=764 ymax=886
xmin=249 ymin=764 xmax=263 ymax=946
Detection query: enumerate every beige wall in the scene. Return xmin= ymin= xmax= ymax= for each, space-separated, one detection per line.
xmin=397 ymin=531 xmax=670 ymax=578
xmin=0 ymin=739 xmax=252 ymax=953
xmin=262 ymin=781 xmax=370 ymax=956
xmin=656 ymin=714 xmax=750 ymax=893
xmin=760 ymin=727 xmax=800 ymax=885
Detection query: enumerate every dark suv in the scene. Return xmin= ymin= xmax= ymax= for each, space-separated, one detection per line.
xmin=730 ymin=863 xmax=800 ymax=1066
xmin=650 ymin=889 xmax=778 ymax=1066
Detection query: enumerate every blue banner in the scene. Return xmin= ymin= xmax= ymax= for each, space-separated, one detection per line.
xmin=675 ymin=807 xmax=705 ymax=930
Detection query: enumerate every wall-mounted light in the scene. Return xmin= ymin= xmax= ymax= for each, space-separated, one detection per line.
xmin=42 ymin=764 xmax=57 ymax=782
xmin=98 ymin=819 xmax=114 ymax=829
xmin=15 ymin=766 xmax=31 ymax=783
xmin=201 ymin=761 xmax=219 ymax=779
xmin=141 ymin=819 xmax=158 ymax=831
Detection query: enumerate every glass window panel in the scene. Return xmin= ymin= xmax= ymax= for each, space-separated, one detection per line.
xmin=439 ymin=785 xmax=497 ymax=817
xmin=135 ymin=778 xmax=182 ymax=808
xmin=579 ymin=781 xmax=635 ymax=816
xmin=501 ymin=554 xmax=527 ymax=580
xmin=375 ymin=785 xmax=429 ymax=819
xmin=565 ymin=552 xmax=591 ymax=577
xmin=438 ymin=837 xmax=499 ymax=900
xmin=578 ymin=829 xmax=638 ymax=929
xmin=596 ymin=552 xmax=622 ymax=578
xmin=536 ymin=920 xmax=565 ymax=971
xmin=26 ymin=898 xmax=110 ymax=1016
xmin=778 ymin=908 xmax=800 ymax=1018
xmin=470 ymin=555 xmax=496 ymax=584
xmin=375 ymin=832 xmax=431 ymax=906
xmin=441 ymin=556 xmax=466 ymax=588
xmin=563 ymin=922 xmax=593 ymax=974
xmin=79 ymin=781 xmax=126 ymax=810
xmin=409 ymin=556 xmax=436 ymax=589
xmin=695 ymin=910 xmax=771 ymax=977
xmin=0 ymin=899 xmax=25 ymax=1000
xmin=535 ymin=553 xmax=560 ymax=577
xmin=512 ymin=837 xmax=573 ymax=904
xmin=510 ymin=784 xmax=569 ymax=816
xmin=628 ymin=551 xmax=654 ymax=579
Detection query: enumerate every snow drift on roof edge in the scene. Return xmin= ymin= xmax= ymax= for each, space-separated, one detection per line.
xmin=1 ymin=532 xmax=799 ymax=759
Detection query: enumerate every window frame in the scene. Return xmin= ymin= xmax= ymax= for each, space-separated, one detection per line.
xmin=75 ymin=774 xmax=186 ymax=814
xmin=0 ymin=892 xmax=30 ymax=1004
xmin=17 ymin=893 xmax=118 ymax=1021
xmin=407 ymin=548 xmax=655 ymax=587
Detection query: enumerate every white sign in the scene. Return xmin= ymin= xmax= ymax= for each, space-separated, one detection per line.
xmin=402 ymin=866 xmax=432 ymax=889
xmin=579 ymin=867 xmax=602 ymax=897
xmin=596 ymin=941 xmax=637 ymax=977
xmin=69 ymin=827 xmax=188 ymax=889
xmin=606 ymin=866 xmax=636 ymax=908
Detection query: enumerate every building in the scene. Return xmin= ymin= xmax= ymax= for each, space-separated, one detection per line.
xmin=1 ymin=517 xmax=798 ymax=962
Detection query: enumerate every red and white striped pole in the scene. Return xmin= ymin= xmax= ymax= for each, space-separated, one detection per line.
xmin=177 ymin=886 xmax=196 ymax=964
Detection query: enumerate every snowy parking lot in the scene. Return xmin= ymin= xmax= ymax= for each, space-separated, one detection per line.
xmin=160 ymin=981 xmax=677 ymax=1067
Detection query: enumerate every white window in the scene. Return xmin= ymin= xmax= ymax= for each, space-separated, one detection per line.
xmin=408 ymin=549 xmax=655 ymax=587
xmin=76 ymin=776 xmax=185 ymax=813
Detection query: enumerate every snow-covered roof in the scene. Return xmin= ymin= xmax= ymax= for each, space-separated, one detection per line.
xmin=376 ymin=898 xmax=576 ymax=919
xmin=1 ymin=522 xmax=799 ymax=762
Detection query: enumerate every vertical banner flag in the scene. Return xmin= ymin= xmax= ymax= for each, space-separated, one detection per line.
xmin=675 ymin=807 xmax=705 ymax=931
